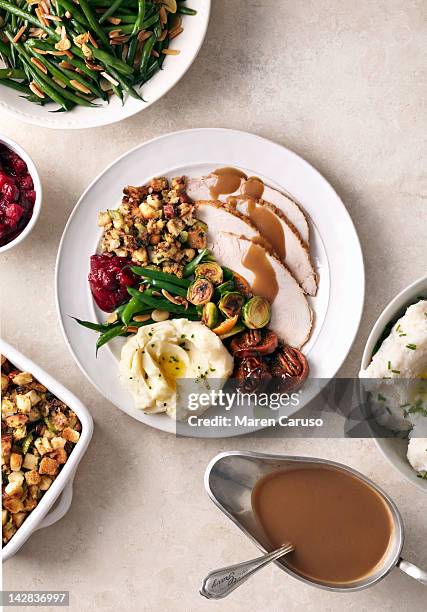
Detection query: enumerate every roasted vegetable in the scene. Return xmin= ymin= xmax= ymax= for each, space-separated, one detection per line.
xmin=212 ymin=315 xmax=239 ymax=336
xmin=187 ymin=278 xmax=214 ymax=306
xmin=187 ymin=221 xmax=208 ymax=249
xmin=219 ymin=322 xmax=246 ymax=340
xmin=218 ymin=292 xmax=244 ymax=319
xmin=241 ymin=296 xmax=271 ymax=329
xmin=202 ymin=302 xmax=220 ymax=329
xmin=231 ymin=271 xmax=252 ymax=297
xmin=195 ymin=262 xmax=223 ymax=286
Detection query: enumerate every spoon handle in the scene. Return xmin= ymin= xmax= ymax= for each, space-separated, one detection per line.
xmin=200 ymin=543 xmax=294 ymax=599
xmin=397 ymin=558 xmax=427 ymax=586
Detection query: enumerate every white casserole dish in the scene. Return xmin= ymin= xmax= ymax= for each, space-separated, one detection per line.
xmin=1 ymin=339 xmax=93 ymax=561
xmin=359 ymin=275 xmax=427 ymax=494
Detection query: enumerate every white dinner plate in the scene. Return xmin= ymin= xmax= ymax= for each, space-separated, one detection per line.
xmin=0 ymin=3 xmax=210 ymax=130
xmin=56 ymin=128 xmax=365 ymax=436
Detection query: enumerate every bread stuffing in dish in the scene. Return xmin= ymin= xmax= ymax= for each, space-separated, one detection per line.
xmin=1 ymin=356 xmax=82 ymax=544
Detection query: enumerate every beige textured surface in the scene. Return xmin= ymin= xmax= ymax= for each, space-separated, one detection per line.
xmin=1 ymin=1 xmax=426 ymax=610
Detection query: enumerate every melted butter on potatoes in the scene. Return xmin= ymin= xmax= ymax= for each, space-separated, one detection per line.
xmin=119 ymin=319 xmax=233 ymax=419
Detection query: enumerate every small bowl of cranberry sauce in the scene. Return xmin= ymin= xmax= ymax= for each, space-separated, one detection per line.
xmin=0 ymin=136 xmax=42 ymax=253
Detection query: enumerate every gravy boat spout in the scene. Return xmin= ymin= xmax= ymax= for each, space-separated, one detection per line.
xmin=204 ymin=451 xmax=424 ymax=591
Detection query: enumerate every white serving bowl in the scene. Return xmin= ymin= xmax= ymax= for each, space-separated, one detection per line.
xmin=1 ymin=339 xmax=93 ymax=561
xmin=360 ymin=275 xmax=427 ymax=494
xmin=0 ymin=3 xmax=211 ymax=130
xmin=0 ymin=135 xmax=42 ymax=254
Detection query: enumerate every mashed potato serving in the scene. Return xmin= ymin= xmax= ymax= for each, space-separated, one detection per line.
xmin=360 ymin=300 xmax=427 ymax=475
xmin=119 ymin=319 xmax=233 ymax=420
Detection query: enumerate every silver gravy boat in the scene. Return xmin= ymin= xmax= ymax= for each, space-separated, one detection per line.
xmin=204 ymin=451 xmax=427 ymax=592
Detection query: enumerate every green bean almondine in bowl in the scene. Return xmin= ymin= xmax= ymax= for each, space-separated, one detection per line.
xmin=0 ymin=0 xmax=197 ymax=112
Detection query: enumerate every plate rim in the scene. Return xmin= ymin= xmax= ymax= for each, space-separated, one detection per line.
xmin=55 ymin=127 xmax=365 ymax=435
xmin=0 ymin=2 xmax=211 ymax=130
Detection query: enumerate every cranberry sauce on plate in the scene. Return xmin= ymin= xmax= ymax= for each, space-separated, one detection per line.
xmin=88 ymin=254 xmax=137 ymax=312
xmin=0 ymin=144 xmax=36 ymax=248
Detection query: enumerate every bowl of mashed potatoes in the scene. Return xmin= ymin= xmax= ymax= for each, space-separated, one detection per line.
xmin=360 ymin=275 xmax=427 ymax=493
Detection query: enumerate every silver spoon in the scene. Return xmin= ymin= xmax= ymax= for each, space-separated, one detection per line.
xmin=200 ymin=543 xmax=294 ymax=599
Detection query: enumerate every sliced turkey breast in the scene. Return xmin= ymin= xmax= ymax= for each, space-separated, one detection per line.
xmin=212 ymin=232 xmax=313 ymax=348
xmin=186 ymin=175 xmax=310 ymax=245
xmin=195 ymin=200 xmax=259 ymax=245
xmin=230 ymin=198 xmax=317 ymax=296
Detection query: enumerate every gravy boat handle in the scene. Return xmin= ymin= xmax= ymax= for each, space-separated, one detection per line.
xmin=397 ymin=558 xmax=427 ymax=586
xmin=200 ymin=543 xmax=294 ymax=599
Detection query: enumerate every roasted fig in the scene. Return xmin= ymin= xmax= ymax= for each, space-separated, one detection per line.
xmin=270 ymin=345 xmax=309 ymax=392
xmin=241 ymin=296 xmax=271 ymax=329
xmin=202 ymin=302 xmax=220 ymax=329
xmin=234 ymin=356 xmax=272 ymax=393
xmin=230 ymin=329 xmax=278 ymax=357
xmin=218 ymin=292 xmax=244 ymax=318
xmin=187 ymin=277 xmax=214 ymax=305
xmin=195 ymin=262 xmax=223 ymax=286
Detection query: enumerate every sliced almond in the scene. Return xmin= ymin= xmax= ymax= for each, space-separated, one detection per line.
xmin=108 ymin=29 xmax=122 ymax=39
xmin=81 ymin=43 xmax=93 ymax=59
xmin=107 ymin=17 xmax=122 ymax=25
xmin=12 ymin=25 xmax=27 ymax=44
xmin=29 ymin=81 xmax=45 ymax=99
xmin=32 ymin=47 xmax=48 ymax=55
xmin=88 ymin=32 xmax=98 ymax=48
xmin=159 ymin=6 xmax=168 ymax=26
xmin=52 ymin=76 xmax=67 ymax=89
xmin=106 ymin=312 xmax=118 ymax=324
xmin=70 ymin=79 xmax=91 ymax=94
xmin=55 ymin=38 xmax=71 ymax=52
xmin=162 ymin=0 xmax=177 ymax=13
xmin=151 ymin=290 xmax=162 ymax=297
xmin=169 ymin=27 xmax=183 ymax=41
xmin=161 ymin=289 xmax=183 ymax=305
xmin=31 ymin=57 xmax=48 ymax=74
xmin=127 ymin=326 xmax=139 ymax=333
xmin=157 ymin=29 xmax=167 ymax=42
xmin=133 ymin=314 xmax=151 ymax=323
xmin=74 ymin=33 xmax=89 ymax=47
xmin=59 ymin=61 xmax=75 ymax=71
xmin=151 ymin=309 xmax=170 ymax=322
xmin=162 ymin=48 xmax=180 ymax=55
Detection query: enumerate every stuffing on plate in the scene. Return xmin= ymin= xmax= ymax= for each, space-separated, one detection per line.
xmin=1 ymin=356 xmax=81 ymax=544
xmin=98 ymin=176 xmax=207 ymax=278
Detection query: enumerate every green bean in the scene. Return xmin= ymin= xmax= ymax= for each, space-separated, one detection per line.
xmin=6 ymin=36 xmax=70 ymax=109
xmin=29 ymin=47 xmax=106 ymax=101
xmin=145 ymin=278 xmax=188 ymax=298
xmin=121 ymin=297 xmax=151 ymax=326
xmin=183 ymin=249 xmax=210 ymax=277
xmin=99 ymin=0 xmax=126 ymax=24
xmin=96 ymin=324 xmax=124 ymax=353
xmin=104 ymin=12 xmax=159 ymax=34
xmin=0 ymin=40 xmax=12 ymax=59
xmin=177 ymin=6 xmax=197 ymax=15
xmin=78 ymin=0 xmax=110 ymax=49
xmin=0 ymin=1 xmax=58 ymax=38
xmin=105 ymin=65 xmax=142 ymax=101
xmin=56 ymin=0 xmax=89 ymax=29
xmin=132 ymin=0 xmax=146 ymax=35
xmin=21 ymin=48 xmax=97 ymax=107
xmin=140 ymin=33 xmax=155 ymax=75
xmin=127 ymin=35 xmax=138 ymax=65
xmin=131 ymin=267 xmax=191 ymax=288
xmin=92 ymin=47 xmax=134 ymax=76
xmin=0 ymin=78 xmax=31 ymax=94
xmin=72 ymin=317 xmax=112 ymax=333
xmin=0 ymin=68 xmax=26 ymax=79
xmin=127 ymin=287 xmax=197 ymax=316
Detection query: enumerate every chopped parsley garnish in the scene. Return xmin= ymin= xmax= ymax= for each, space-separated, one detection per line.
xmin=406 ymin=343 xmax=417 ymax=350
